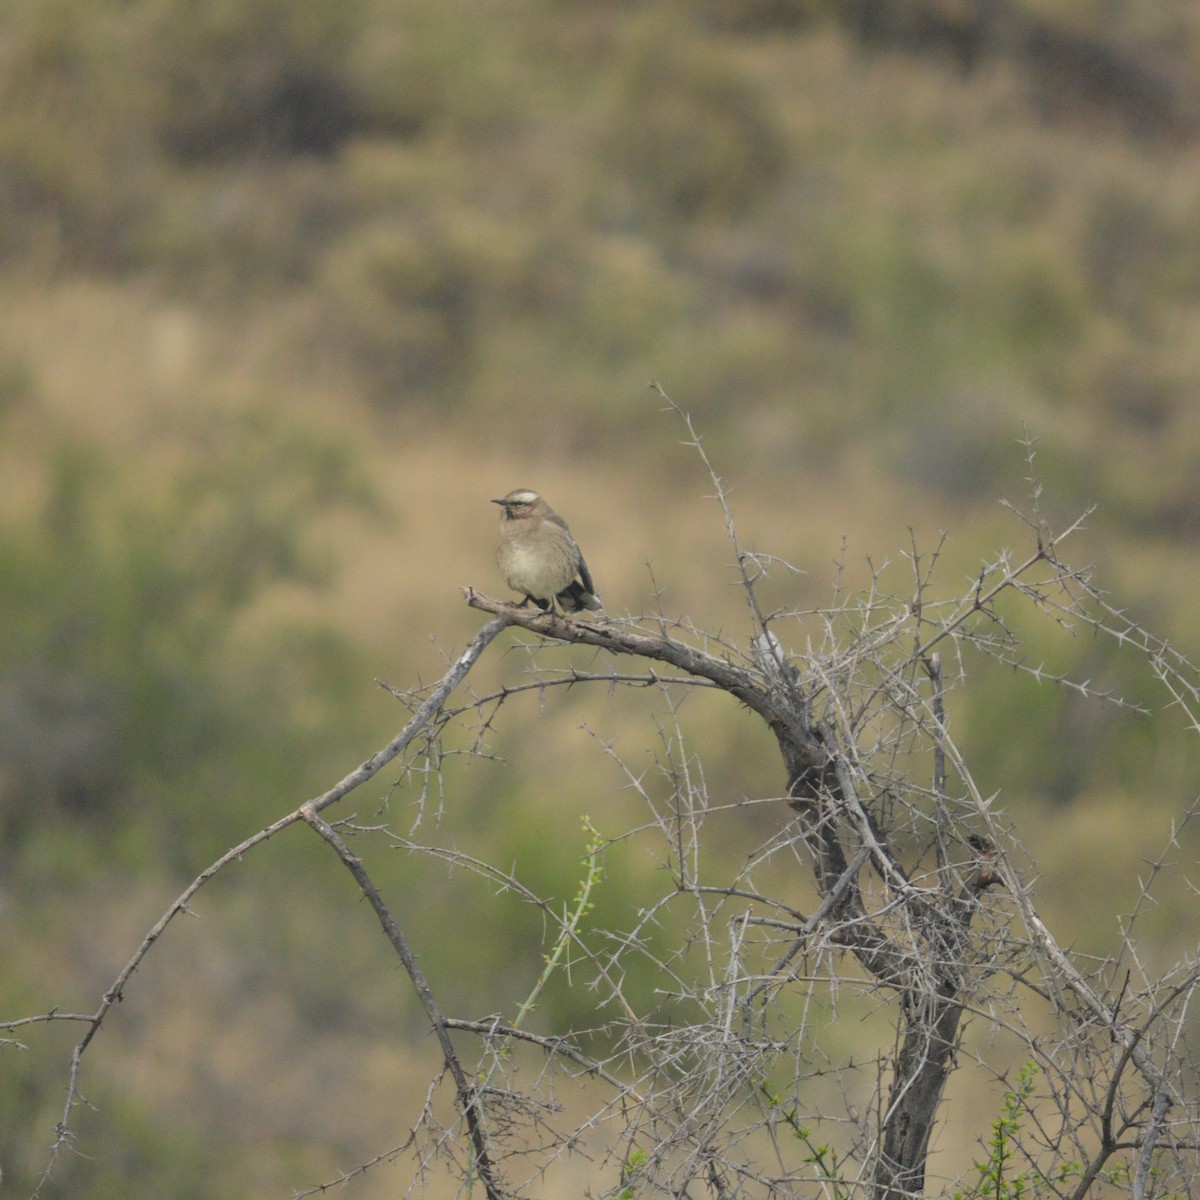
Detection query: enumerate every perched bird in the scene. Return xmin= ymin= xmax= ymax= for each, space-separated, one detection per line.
xmin=492 ymin=489 xmax=602 ymax=614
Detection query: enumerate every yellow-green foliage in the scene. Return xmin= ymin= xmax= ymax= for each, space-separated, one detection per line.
xmin=0 ymin=411 xmax=378 ymax=863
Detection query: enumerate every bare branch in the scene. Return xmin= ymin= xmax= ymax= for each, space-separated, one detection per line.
xmin=28 ymin=615 xmax=510 ymax=1195
xmin=301 ymin=806 xmax=505 ymax=1200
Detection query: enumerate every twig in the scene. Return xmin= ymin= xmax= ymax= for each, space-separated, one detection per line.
xmin=300 ymin=807 xmax=504 ymax=1200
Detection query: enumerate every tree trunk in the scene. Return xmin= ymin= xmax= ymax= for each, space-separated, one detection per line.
xmin=875 ymin=985 xmax=967 ymax=1199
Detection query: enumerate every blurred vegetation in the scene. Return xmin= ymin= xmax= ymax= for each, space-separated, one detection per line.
xmin=3 ymin=0 xmax=1200 ymax=1195
xmin=0 ymin=410 xmax=376 ymax=865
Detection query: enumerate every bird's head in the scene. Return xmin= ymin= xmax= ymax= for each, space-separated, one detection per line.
xmin=492 ymin=489 xmax=544 ymax=520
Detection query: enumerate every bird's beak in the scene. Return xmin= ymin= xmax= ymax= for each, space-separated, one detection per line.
xmin=491 ymin=498 xmax=506 ymax=506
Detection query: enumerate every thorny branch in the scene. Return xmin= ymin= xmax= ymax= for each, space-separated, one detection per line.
xmin=300 ymin=807 xmax=504 ymax=1200
xmin=463 ymin=513 xmax=1194 ymax=1199
xmin=20 ymin=615 xmax=510 ymax=1198
xmin=12 ymin=422 xmax=1200 ymax=1200
xmin=459 ymin=444 xmax=1197 ymax=1199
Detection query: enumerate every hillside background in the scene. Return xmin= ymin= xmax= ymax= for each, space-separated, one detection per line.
xmin=2 ymin=1 xmax=1200 ymax=1195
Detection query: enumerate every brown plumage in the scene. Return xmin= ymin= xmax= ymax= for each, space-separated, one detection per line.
xmin=492 ymin=489 xmax=602 ymax=613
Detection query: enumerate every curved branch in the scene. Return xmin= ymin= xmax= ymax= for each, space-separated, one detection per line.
xmin=463 ymin=592 xmax=908 ymax=987
xmin=302 ymin=808 xmax=504 ymax=1200
xmin=30 ymin=615 xmax=511 ymax=1195
xmin=463 ymin=590 xmax=818 ymax=761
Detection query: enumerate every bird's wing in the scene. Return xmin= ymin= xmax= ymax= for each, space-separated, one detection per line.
xmin=577 ymin=553 xmax=597 ymax=597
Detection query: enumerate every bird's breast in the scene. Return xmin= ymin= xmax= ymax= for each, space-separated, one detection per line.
xmin=497 ymin=528 xmax=577 ymax=597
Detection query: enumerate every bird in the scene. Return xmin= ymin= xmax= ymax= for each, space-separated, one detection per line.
xmin=492 ymin=489 xmax=602 ymax=614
